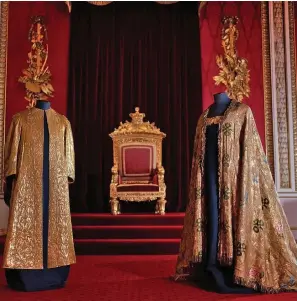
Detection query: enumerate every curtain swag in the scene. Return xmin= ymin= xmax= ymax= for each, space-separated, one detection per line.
xmin=65 ymin=1 xmax=207 ymax=15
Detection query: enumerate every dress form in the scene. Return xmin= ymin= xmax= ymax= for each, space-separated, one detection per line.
xmin=36 ymin=100 xmax=51 ymax=268
xmin=36 ymin=99 xmax=51 ymax=110
xmin=201 ymin=92 xmax=255 ymax=294
xmin=208 ymin=92 xmax=231 ymax=117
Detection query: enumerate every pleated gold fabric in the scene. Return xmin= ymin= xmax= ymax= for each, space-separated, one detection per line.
xmin=3 ymin=108 xmax=76 ymax=269
xmin=175 ymin=101 xmax=297 ymax=293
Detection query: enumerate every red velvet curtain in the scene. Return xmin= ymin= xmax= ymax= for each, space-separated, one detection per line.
xmin=68 ymin=1 xmax=202 ymax=212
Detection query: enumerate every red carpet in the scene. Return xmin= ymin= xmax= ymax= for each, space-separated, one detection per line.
xmin=0 ymin=255 xmax=296 ymax=301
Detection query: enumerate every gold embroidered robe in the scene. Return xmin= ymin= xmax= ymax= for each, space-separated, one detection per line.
xmin=3 ymin=108 xmax=76 ymax=269
xmin=176 ymin=101 xmax=297 ymax=293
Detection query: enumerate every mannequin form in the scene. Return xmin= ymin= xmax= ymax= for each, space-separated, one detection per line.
xmin=36 ymin=100 xmax=52 ymax=269
xmin=208 ymin=92 xmax=231 ymax=117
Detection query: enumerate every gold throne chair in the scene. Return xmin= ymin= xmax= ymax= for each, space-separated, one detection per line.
xmin=109 ymin=107 xmax=167 ymax=215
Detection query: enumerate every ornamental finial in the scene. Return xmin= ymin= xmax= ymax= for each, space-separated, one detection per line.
xmin=129 ymin=107 xmax=146 ymax=124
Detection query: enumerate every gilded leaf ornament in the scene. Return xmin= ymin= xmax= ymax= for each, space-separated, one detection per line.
xmin=18 ymin=16 xmax=54 ymax=108
xmin=213 ymin=16 xmax=250 ymax=102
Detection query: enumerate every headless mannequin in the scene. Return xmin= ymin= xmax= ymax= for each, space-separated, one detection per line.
xmin=208 ymin=92 xmax=231 ymax=118
xmin=36 ymin=100 xmax=51 ymax=268
xmin=200 ymin=92 xmax=255 ymax=294
xmin=36 ymin=99 xmax=51 ymax=110
xmin=5 ymin=100 xmax=70 ymax=292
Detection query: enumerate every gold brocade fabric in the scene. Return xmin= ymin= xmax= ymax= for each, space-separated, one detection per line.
xmin=3 ymin=108 xmax=76 ymax=269
xmin=175 ymin=101 xmax=297 ymax=293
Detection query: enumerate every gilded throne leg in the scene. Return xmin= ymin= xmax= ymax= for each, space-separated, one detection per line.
xmin=155 ymin=198 xmax=166 ymax=215
xmin=110 ymin=198 xmax=120 ymax=215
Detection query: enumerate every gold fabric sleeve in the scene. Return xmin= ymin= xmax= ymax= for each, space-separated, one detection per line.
xmin=4 ymin=114 xmax=21 ymax=178
xmin=65 ymin=119 xmax=75 ymax=183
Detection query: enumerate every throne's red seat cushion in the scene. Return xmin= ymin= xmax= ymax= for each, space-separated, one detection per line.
xmin=117 ymin=184 xmax=159 ymax=192
xmin=120 ymin=145 xmax=155 ymax=182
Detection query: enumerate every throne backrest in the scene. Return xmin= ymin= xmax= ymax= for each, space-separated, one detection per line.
xmin=119 ymin=142 xmax=156 ymax=182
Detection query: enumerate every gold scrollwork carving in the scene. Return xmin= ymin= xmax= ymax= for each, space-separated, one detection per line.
xmin=288 ymin=2 xmax=297 ymax=190
xmin=261 ymin=2 xmax=275 ymax=177
xmin=273 ymin=2 xmax=291 ymax=188
xmin=0 ymin=2 xmax=9 ymax=195
xmin=87 ymin=1 xmax=113 ymax=6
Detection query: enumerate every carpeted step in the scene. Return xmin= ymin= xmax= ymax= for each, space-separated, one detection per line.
xmin=71 ymin=213 xmax=185 ymax=226
xmin=0 ymin=214 xmax=185 ymax=255
xmin=74 ymin=238 xmax=181 ymax=255
xmin=0 ymin=237 xmax=181 ymax=255
xmin=73 ymin=225 xmax=183 ymax=239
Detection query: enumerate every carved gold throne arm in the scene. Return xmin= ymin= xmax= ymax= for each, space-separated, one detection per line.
xmin=111 ymin=164 xmax=119 ymax=184
xmin=110 ymin=164 xmax=120 ymax=215
xmin=155 ymin=163 xmax=166 ymax=215
xmin=110 ymin=164 xmax=119 ymax=200
xmin=156 ymin=164 xmax=165 ymax=185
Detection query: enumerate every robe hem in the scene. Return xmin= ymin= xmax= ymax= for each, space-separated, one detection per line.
xmin=3 ymin=260 xmax=76 ymax=270
xmin=234 ymin=276 xmax=297 ymax=294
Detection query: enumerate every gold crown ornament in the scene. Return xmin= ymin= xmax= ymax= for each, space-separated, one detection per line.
xmin=129 ymin=107 xmax=146 ymax=124
xmin=213 ymin=16 xmax=250 ymax=102
xmin=18 ymin=16 xmax=54 ymax=108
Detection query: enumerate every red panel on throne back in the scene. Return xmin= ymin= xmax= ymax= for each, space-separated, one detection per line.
xmin=120 ymin=145 xmax=155 ymax=178
xmin=200 ymin=2 xmax=265 ymax=147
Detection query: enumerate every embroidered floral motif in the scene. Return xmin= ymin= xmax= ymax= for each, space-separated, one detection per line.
xmin=249 ymin=267 xmax=264 ymax=279
xmin=220 ymin=222 xmax=231 ymax=234
xmin=261 ymin=197 xmax=270 ymax=210
xmin=198 ymin=155 xmax=203 ymax=169
xmin=240 ymin=191 xmax=248 ymax=207
xmin=236 ymin=242 xmax=246 ymax=256
xmin=275 ymin=223 xmax=284 ymax=235
xmin=280 ymin=276 xmax=296 ymax=289
xmin=222 ymin=187 xmax=230 ymax=200
xmin=223 ymin=154 xmax=230 ymax=167
xmin=195 ymin=188 xmax=201 ymax=200
xmin=253 ymin=219 xmax=264 ymax=233
xmin=222 ymin=123 xmax=233 ymax=136
xmin=195 ymin=218 xmax=205 ymax=233
xmin=252 ymin=175 xmax=259 ymax=184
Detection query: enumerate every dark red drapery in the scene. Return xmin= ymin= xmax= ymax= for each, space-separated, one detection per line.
xmin=67 ymin=1 xmax=202 ymax=212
